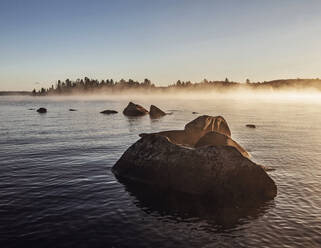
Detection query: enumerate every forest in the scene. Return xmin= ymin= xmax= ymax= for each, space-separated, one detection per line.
xmin=32 ymin=77 xmax=321 ymax=95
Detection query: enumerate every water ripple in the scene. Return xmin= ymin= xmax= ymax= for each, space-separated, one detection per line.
xmin=0 ymin=97 xmax=321 ymax=247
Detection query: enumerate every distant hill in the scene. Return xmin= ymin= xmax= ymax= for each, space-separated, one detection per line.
xmin=248 ymin=79 xmax=321 ymax=90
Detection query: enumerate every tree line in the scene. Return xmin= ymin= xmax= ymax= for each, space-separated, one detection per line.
xmin=32 ymin=77 xmax=321 ymax=95
xmin=31 ymin=77 xmax=242 ymax=95
xmin=32 ymin=77 xmax=155 ymax=95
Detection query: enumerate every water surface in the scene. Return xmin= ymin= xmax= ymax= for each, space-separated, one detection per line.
xmin=0 ymin=95 xmax=321 ymax=247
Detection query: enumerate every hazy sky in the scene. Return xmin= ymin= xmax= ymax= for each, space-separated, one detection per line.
xmin=1 ymin=0 xmax=321 ymax=91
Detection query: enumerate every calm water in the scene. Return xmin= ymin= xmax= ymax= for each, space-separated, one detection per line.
xmin=1 ymin=94 xmax=321 ymax=248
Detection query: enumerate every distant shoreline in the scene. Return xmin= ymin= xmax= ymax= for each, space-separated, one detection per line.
xmin=0 ymin=91 xmax=32 ymax=96
xmin=2 ymin=78 xmax=321 ymax=96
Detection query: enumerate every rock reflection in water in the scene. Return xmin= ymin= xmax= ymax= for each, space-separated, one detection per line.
xmin=118 ymin=178 xmax=274 ymax=231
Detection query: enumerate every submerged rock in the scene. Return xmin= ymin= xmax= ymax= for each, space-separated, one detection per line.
xmin=123 ymin=102 xmax=148 ymax=116
xmin=259 ymin=165 xmax=276 ymax=172
xmin=112 ymin=134 xmax=277 ymax=203
xmin=246 ymin=124 xmax=256 ymax=128
xmin=100 ymin=110 xmax=118 ymax=114
xmin=37 ymin=108 xmax=47 ymax=113
xmin=149 ymin=105 xmax=166 ymax=118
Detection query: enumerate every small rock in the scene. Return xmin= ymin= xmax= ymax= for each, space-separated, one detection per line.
xmin=149 ymin=105 xmax=166 ymax=118
xmin=69 ymin=109 xmax=77 ymax=111
xmin=37 ymin=108 xmax=47 ymax=113
xmin=192 ymin=112 xmax=199 ymax=114
xmin=100 ymin=110 xmax=118 ymax=114
xmin=259 ymin=165 xmax=276 ymax=172
xmin=246 ymin=124 xmax=256 ymax=128
xmin=123 ymin=102 xmax=148 ymax=116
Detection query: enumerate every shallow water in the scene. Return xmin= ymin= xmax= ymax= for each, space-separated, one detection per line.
xmin=0 ymin=95 xmax=321 ymax=247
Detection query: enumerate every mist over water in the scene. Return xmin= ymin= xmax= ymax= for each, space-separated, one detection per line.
xmin=1 ymin=93 xmax=321 ymax=247
xmin=6 ymin=87 xmax=321 ymax=102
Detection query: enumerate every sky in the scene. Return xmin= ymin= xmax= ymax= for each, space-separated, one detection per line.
xmin=1 ymin=0 xmax=321 ymax=91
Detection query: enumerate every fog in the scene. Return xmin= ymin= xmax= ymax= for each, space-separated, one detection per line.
xmin=3 ymin=88 xmax=321 ymax=104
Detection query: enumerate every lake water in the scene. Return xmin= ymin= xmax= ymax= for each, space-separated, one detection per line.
xmin=1 ymin=94 xmax=321 ymax=247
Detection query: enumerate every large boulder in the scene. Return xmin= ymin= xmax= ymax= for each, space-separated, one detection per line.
xmin=112 ymin=134 xmax=277 ymax=203
xmin=113 ymin=115 xmax=277 ymax=203
xmin=149 ymin=105 xmax=166 ymax=118
xmin=123 ymin=102 xmax=148 ymax=116
xmin=195 ymin=131 xmax=250 ymax=158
